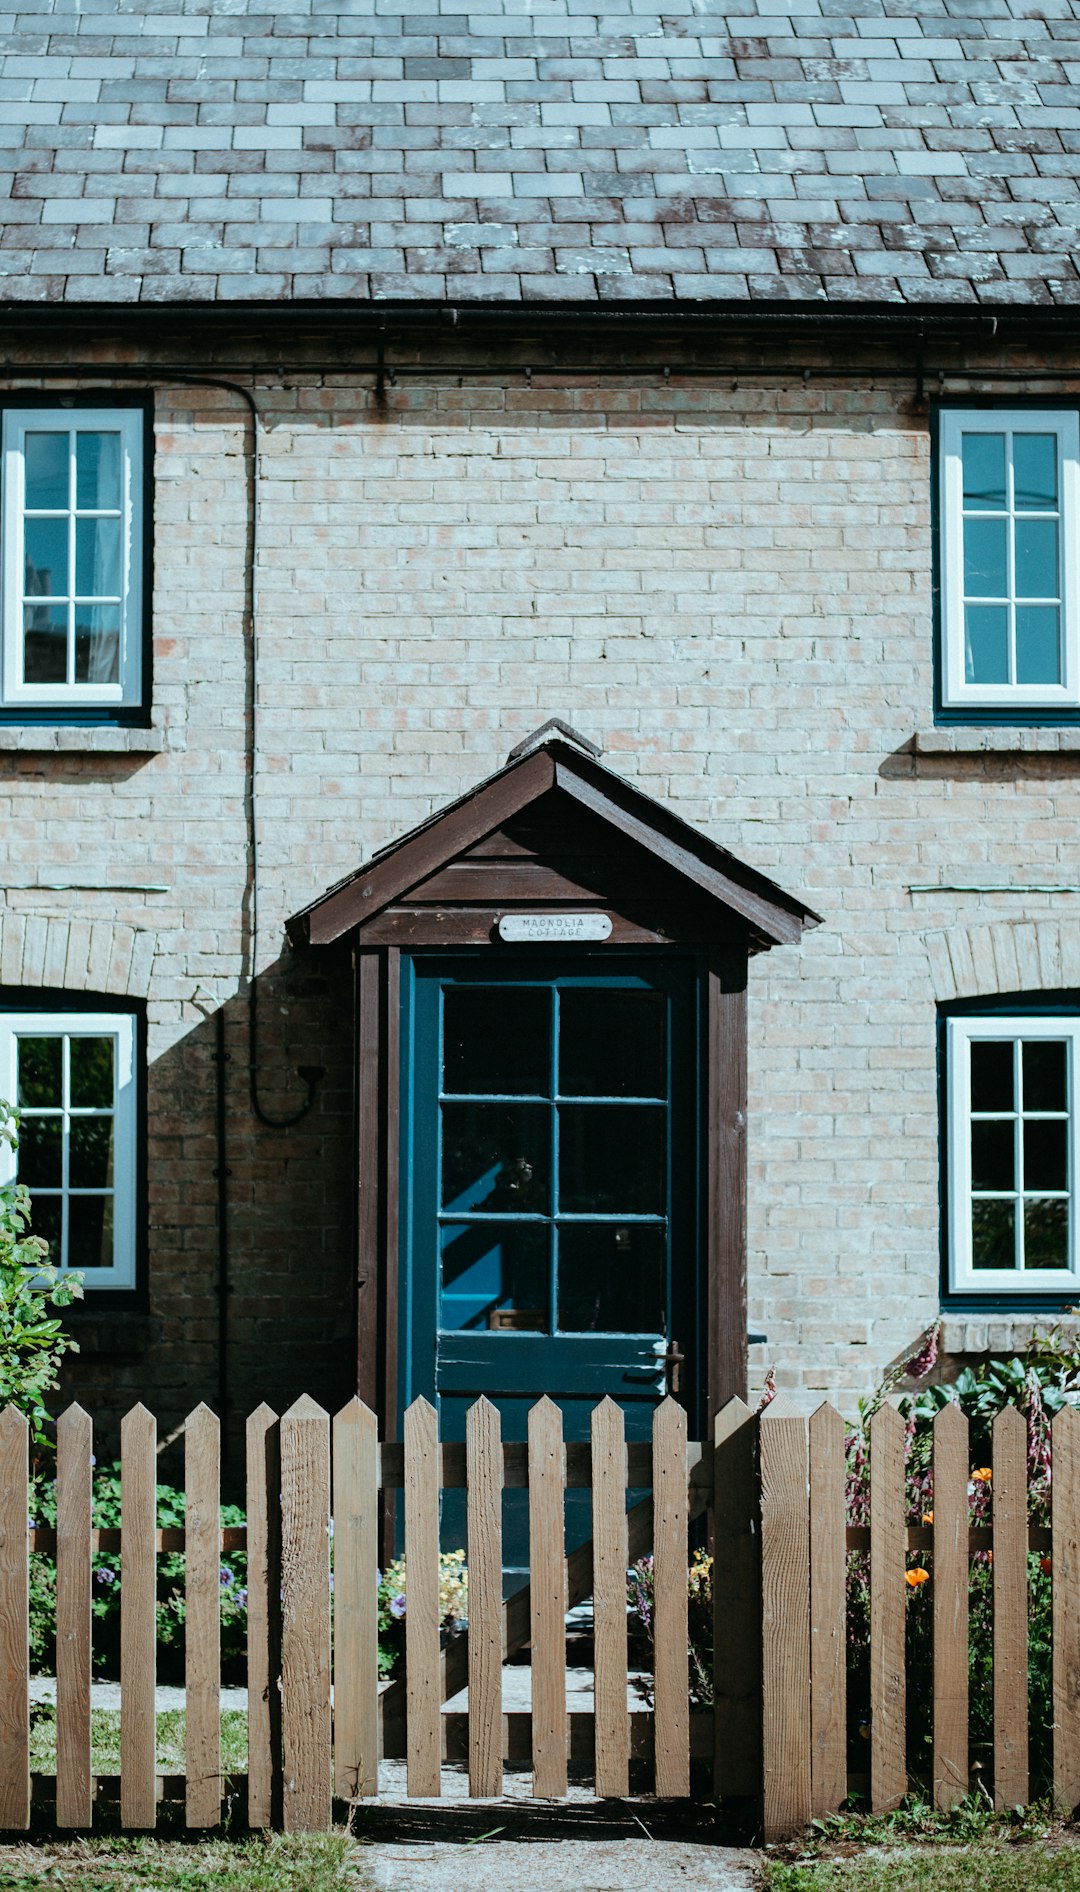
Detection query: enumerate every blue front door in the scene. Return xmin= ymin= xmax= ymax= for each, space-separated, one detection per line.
xmin=399 ymin=952 xmax=702 ymax=1573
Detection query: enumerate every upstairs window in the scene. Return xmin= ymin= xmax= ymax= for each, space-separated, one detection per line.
xmin=946 ymin=1014 xmax=1079 ymax=1298
xmin=939 ymin=408 xmax=1080 ymax=712
xmin=1 ymin=408 xmax=144 ymax=711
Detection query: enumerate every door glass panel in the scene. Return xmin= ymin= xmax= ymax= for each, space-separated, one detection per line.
xmin=440 ymin=1222 xmax=549 ymax=1331
xmin=557 ymin=1224 xmax=665 ymax=1333
xmin=558 ymin=1102 xmax=665 ymax=1213
xmin=443 ymin=986 xmax=549 ymax=1096
xmin=558 ymin=989 xmax=664 ymax=1098
xmin=441 ymin=1102 xmax=550 ymax=1213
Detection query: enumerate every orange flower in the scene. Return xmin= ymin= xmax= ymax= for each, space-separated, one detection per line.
xmin=905 ymin=1567 xmax=930 ymax=1588
xmin=972 ymin=1468 xmax=993 ymax=1482
xmin=922 ymin=1511 xmax=934 ymax=1525
xmin=1042 ymin=1556 xmax=1053 ymax=1575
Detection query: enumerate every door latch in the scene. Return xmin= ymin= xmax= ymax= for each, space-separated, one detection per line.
xmin=660 ymin=1338 xmax=684 ymax=1396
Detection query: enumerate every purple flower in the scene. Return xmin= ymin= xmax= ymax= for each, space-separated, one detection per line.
xmin=95 ymin=1567 xmax=116 ymax=1586
xmin=235 ymin=1589 xmax=247 ymax=1608
xmin=219 ymin=1567 xmax=234 ymax=1587
xmin=389 ymin=1594 xmax=406 ymax=1620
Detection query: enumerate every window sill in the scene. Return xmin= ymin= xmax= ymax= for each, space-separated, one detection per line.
xmin=941 ymin=1312 xmax=1080 ymax=1356
xmin=913 ymin=729 xmax=1080 ymax=755
xmin=0 ymin=725 xmax=172 ymax=755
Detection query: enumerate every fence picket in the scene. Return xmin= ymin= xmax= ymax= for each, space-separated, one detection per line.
xmin=653 ymin=1397 xmax=689 ymax=1799
xmin=712 ymin=1397 xmax=760 ymax=1801
xmin=869 ymin=1404 xmax=906 ymax=1813
xmin=0 ymin=1405 xmax=30 ymax=1831
xmin=932 ymin=1403 xmax=968 ymax=1811
xmin=993 ymin=1405 xmax=1028 ymax=1810
xmin=529 ymin=1396 xmax=567 ymax=1800
xmin=760 ymin=1400 xmax=811 ymax=1842
xmin=809 ymin=1402 xmax=846 ymax=1819
xmin=591 ymin=1397 xmax=628 ymax=1800
xmin=404 ymin=1397 xmax=441 ymax=1797
xmin=280 ymin=1396 xmax=332 ymax=1832
xmin=119 ymin=1405 xmax=157 ymax=1831
xmin=185 ymin=1405 xmax=221 ymax=1829
xmin=1052 ymin=1403 xmax=1080 ymax=1811
xmin=55 ymin=1404 xmax=92 ymax=1830
xmin=333 ymin=1398 xmax=380 ymax=1802
xmin=467 ymin=1398 xmax=503 ymax=1799
xmin=245 ymin=1404 xmax=281 ymax=1829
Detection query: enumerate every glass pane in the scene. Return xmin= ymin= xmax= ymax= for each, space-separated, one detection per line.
xmin=29 ymin=1194 xmax=62 ymax=1262
xmin=1013 ymin=433 xmax=1058 ymax=510
xmin=24 ymin=431 xmax=69 ymax=510
xmin=963 ymin=517 xmax=1008 ymax=597
xmin=972 ymin=1199 xmax=1016 ymax=1269
xmin=1016 ymin=606 xmax=1061 ymax=686
xmin=75 ymin=515 xmax=121 ymax=597
xmin=24 ymin=516 xmax=69 ymax=598
xmin=18 ymin=1117 xmax=63 ymax=1189
xmin=69 ymin=1118 xmax=114 ymax=1190
xmin=557 ymin=1225 xmax=665 ymax=1334
xmin=962 ymin=432 xmax=1006 ymax=510
xmin=964 ymin=606 xmax=1008 ymax=684
xmin=17 ymin=1037 xmax=62 ymax=1107
xmin=439 ymin=1222 xmax=549 ymax=1331
xmin=75 ymin=431 xmax=122 ymax=510
xmin=559 ymin=1103 xmax=665 ymax=1214
xmin=443 ymin=987 xmax=549 ymax=1096
xmin=1024 ymin=1199 xmax=1069 ymax=1269
xmin=1024 ymin=1118 xmax=1068 ymax=1194
xmin=1023 ymin=1040 xmax=1067 ymax=1112
xmin=559 ymin=989 xmax=665 ymax=1098
xmin=68 ymin=1195 xmax=113 ymax=1270
xmin=1014 ymin=518 xmax=1058 ymax=599
xmin=74 ymin=606 xmax=120 ymax=685
xmin=971 ymin=1119 xmax=1014 ymax=1191
xmin=23 ymin=604 xmax=67 ymax=684
xmin=971 ymin=1040 xmax=1014 ymax=1112
xmin=70 ymin=1036 xmax=114 ymax=1108
xmin=441 ymin=1102 xmax=549 ymax=1213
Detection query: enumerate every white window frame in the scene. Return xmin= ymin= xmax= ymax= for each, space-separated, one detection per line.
xmin=1 ymin=407 xmax=143 ymax=710
xmin=939 ymin=407 xmax=1080 ymax=711
xmin=0 ymin=1011 xmax=138 ymax=1289
xmin=946 ymin=1013 xmax=1080 ymax=1297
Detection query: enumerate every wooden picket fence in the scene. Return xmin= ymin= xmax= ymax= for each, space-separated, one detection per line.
xmin=0 ymin=1390 xmax=1076 ymax=1839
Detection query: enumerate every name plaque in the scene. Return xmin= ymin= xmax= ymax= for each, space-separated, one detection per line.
xmin=497 ymin=913 xmax=613 ymax=943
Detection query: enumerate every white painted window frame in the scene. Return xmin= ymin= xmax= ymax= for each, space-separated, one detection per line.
xmin=0 ymin=1010 xmax=138 ymax=1289
xmin=939 ymin=407 xmax=1080 ymax=711
xmin=946 ymin=1013 xmax=1080 ymax=1297
xmin=1 ymin=407 xmax=143 ymax=710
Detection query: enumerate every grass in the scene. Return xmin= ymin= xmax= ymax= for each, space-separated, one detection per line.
xmin=761 ymin=1795 xmax=1080 ymax=1892
xmin=0 ymin=1834 xmax=372 ymax=1891
xmin=28 ymin=1710 xmax=248 ymax=1778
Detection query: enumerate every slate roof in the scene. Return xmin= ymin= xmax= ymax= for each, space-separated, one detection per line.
xmin=4 ymin=0 xmax=1080 ymax=307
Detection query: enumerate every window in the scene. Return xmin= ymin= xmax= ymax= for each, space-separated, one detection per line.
xmin=0 ymin=1011 xmax=137 ymax=1288
xmin=938 ymin=408 xmax=1080 ymax=712
xmin=946 ymin=1014 xmax=1079 ymax=1297
xmin=1 ymin=408 xmax=143 ymax=710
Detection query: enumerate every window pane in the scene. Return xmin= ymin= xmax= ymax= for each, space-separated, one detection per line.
xmin=972 ymin=1199 xmax=1016 ymax=1269
xmin=964 ymin=606 xmax=1008 ymax=684
xmin=440 ymin=1222 xmax=548 ymax=1331
xmin=441 ymin=1102 xmax=549 ymax=1213
xmin=1024 ymin=1199 xmax=1069 ymax=1270
xmin=24 ymin=516 xmax=69 ymax=599
xmin=18 ymin=1117 xmax=63 ymax=1189
xmin=971 ymin=1119 xmax=1014 ymax=1191
xmin=962 ymin=432 xmax=1006 ymax=510
xmin=17 ymin=1037 xmax=62 ymax=1107
xmin=1013 ymin=433 xmax=1058 ymax=510
xmin=23 ymin=604 xmax=67 ymax=684
xmin=75 ymin=431 xmax=121 ymax=510
xmin=963 ymin=517 xmax=1008 ymax=596
xmin=69 ymin=1119 xmax=114 ymax=1190
xmin=1023 ymin=1040 xmax=1067 ymax=1112
xmin=559 ymin=1103 xmax=665 ymax=1214
xmin=1014 ymin=518 xmax=1058 ymax=599
xmin=443 ymin=987 xmax=549 ymax=1096
xmin=559 ymin=989 xmax=665 ymax=1098
xmin=70 ymin=1036 xmax=114 ymax=1108
xmin=75 ymin=515 xmax=121 ymax=597
xmin=557 ymin=1224 xmax=665 ymax=1334
xmin=1016 ymin=606 xmax=1061 ymax=687
xmin=1024 ymin=1118 xmax=1068 ymax=1194
xmin=971 ymin=1040 xmax=1014 ymax=1112
xmin=74 ymin=606 xmax=120 ymax=685
xmin=29 ymin=1195 xmax=62 ymax=1262
xmin=68 ymin=1195 xmax=113 ymax=1270
xmin=24 ymin=432 xmax=69 ymax=510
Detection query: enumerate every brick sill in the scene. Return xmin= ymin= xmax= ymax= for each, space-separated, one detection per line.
xmin=0 ymin=726 xmax=172 ymax=754
xmin=912 ymin=729 xmax=1080 ymax=754
xmin=941 ymin=1313 xmax=1080 ymax=1356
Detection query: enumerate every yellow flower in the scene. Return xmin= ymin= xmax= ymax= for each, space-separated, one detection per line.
xmin=922 ymin=1511 xmax=934 ymax=1525
xmin=905 ymin=1567 xmax=930 ymax=1588
xmin=972 ymin=1467 xmax=993 ymax=1482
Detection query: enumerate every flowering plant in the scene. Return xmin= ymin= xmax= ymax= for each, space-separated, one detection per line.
xmin=0 ymin=1098 xmax=83 ymax=1446
xmin=376 ymin=1550 xmax=468 ymax=1679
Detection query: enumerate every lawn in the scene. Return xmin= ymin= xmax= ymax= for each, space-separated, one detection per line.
xmin=762 ymin=1846 xmax=1080 ymax=1891
xmin=0 ymin=1834 xmax=372 ymax=1891
xmin=28 ymin=1708 xmax=248 ymax=1779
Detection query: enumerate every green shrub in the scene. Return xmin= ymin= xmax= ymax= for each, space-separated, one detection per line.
xmin=0 ymin=1096 xmax=82 ymax=1444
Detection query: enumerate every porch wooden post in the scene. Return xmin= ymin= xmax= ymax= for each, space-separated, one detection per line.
xmin=707 ymin=945 xmax=748 ymax=1419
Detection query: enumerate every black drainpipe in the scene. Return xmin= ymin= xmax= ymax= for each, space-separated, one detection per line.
xmin=212 ymin=1005 xmax=231 ymax=1458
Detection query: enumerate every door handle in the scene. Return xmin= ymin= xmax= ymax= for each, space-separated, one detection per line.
xmin=660 ymin=1339 xmax=684 ymax=1396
